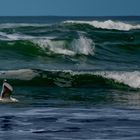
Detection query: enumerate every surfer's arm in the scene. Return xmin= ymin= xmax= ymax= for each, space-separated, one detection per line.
xmin=0 ymin=84 xmax=4 ymax=98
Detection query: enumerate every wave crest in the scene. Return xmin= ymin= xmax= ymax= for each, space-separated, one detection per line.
xmin=64 ymin=20 xmax=140 ymax=31
xmin=71 ymin=35 xmax=94 ymax=55
xmin=33 ymin=35 xmax=95 ymax=56
xmin=0 ymin=69 xmax=140 ymax=89
xmin=95 ymin=71 xmax=140 ymax=88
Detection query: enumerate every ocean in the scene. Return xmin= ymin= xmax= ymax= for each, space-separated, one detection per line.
xmin=0 ymin=16 xmax=140 ymax=140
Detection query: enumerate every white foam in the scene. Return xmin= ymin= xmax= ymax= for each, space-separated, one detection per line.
xmin=34 ymin=39 xmax=75 ymax=56
xmin=0 ymin=32 xmax=35 ymax=41
xmin=94 ymin=71 xmax=140 ymax=88
xmin=0 ymin=31 xmax=56 ymax=41
xmin=62 ymin=70 xmax=140 ymax=88
xmin=71 ymin=35 xmax=95 ymax=55
xmin=64 ymin=20 xmax=140 ymax=31
xmin=0 ymin=23 xmax=49 ymax=29
xmin=0 ymin=69 xmax=40 ymax=80
xmin=33 ymin=35 xmax=95 ymax=56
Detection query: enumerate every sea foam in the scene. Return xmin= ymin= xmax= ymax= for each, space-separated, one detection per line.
xmin=0 ymin=69 xmax=40 ymax=80
xmin=94 ymin=71 xmax=140 ymax=88
xmin=33 ymin=35 xmax=95 ymax=56
xmin=71 ymin=35 xmax=95 ymax=55
xmin=64 ymin=20 xmax=140 ymax=31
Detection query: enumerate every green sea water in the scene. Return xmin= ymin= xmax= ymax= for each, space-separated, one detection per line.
xmin=0 ymin=16 xmax=140 ymax=140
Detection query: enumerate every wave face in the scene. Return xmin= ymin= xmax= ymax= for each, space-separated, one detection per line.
xmin=0 ymin=16 xmax=140 ymax=89
xmin=0 ymin=69 xmax=140 ymax=89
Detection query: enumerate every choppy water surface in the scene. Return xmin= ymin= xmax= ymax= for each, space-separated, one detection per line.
xmin=0 ymin=16 xmax=140 ymax=139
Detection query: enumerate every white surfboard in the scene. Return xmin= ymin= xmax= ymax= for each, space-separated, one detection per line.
xmin=0 ymin=97 xmax=18 ymax=103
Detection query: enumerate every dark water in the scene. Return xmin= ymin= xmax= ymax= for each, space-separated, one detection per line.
xmin=0 ymin=16 xmax=140 ymax=140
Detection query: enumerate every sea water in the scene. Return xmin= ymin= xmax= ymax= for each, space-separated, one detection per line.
xmin=0 ymin=16 xmax=140 ymax=140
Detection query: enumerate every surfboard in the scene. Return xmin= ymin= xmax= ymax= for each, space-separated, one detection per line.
xmin=0 ymin=97 xmax=18 ymax=103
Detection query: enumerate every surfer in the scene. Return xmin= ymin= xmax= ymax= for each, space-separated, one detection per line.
xmin=0 ymin=79 xmax=18 ymax=102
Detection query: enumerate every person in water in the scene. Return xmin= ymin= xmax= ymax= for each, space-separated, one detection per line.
xmin=0 ymin=79 xmax=13 ymax=99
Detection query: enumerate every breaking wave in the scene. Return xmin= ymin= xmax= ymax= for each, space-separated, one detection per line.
xmin=0 ymin=32 xmax=95 ymax=56
xmin=0 ymin=69 xmax=140 ymax=89
xmin=32 ymin=35 xmax=95 ymax=56
xmin=64 ymin=20 xmax=140 ymax=31
xmin=94 ymin=71 xmax=140 ymax=89
xmin=0 ymin=31 xmax=55 ymax=41
xmin=0 ymin=23 xmax=49 ymax=29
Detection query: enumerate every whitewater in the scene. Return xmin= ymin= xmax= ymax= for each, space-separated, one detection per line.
xmin=0 ymin=16 xmax=140 ymax=140
xmin=64 ymin=19 xmax=140 ymax=31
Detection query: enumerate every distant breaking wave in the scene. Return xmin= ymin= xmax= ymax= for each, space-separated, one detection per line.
xmin=1 ymin=20 xmax=140 ymax=31
xmin=0 ymin=32 xmax=55 ymax=41
xmin=0 ymin=23 xmax=49 ymax=29
xmin=64 ymin=20 xmax=140 ymax=31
